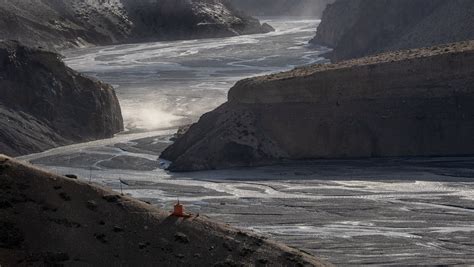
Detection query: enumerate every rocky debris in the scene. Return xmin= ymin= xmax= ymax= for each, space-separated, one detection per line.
xmin=41 ymin=203 xmax=58 ymax=212
xmin=161 ymin=41 xmax=474 ymax=171
xmin=175 ymin=232 xmax=190 ymax=244
xmin=0 ymin=155 xmax=330 ymax=266
xmin=311 ymin=0 xmax=474 ymax=61
xmin=138 ymin=242 xmax=149 ymax=249
xmin=0 ymin=41 xmax=124 ymax=157
xmin=214 ymin=258 xmax=240 ymax=267
xmin=0 ymin=221 xmax=24 ymax=249
xmin=0 ymin=201 xmax=12 ymax=209
xmin=223 ymin=241 xmax=233 ymax=251
xmin=19 ymin=252 xmax=70 ymax=265
xmin=42 ymin=252 xmax=70 ymax=265
xmin=48 ymin=217 xmax=81 ymax=228
xmin=94 ymin=233 xmax=108 ymax=244
xmin=58 ymin=192 xmax=72 ymax=202
xmin=260 ymin=23 xmax=275 ymax=33
xmin=239 ymin=246 xmax=255 ymax=256
xmin=86 ymin=200 xmax=98 ymax=211
xmin=113 ymin=226 xmax=124 ymax=233
xmin=103 ymin=195 xmax=122 ymax=203
xmin=0 ymin=0 xmax=274 ymax=50
xmin=171 ymin=124 xmax=193 ymax=141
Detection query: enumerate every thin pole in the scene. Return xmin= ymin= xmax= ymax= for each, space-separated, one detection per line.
xmin=89 ymin=166 xmax=92 ymax=183
xmin=120 ymin=178 xmax=123 ymax=195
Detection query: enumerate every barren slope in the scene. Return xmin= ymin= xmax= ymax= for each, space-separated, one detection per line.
xmin=0 ymin=156 xmax=329 ymax=266
xmin=0 ymin=0 xmax=273 ymax=50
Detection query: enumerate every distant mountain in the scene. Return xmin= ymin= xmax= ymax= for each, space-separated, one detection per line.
xmin=0 ymin=41 xmax=123 ymax=156
xmin=311 ymin=0 xmax=474 ymax=61
xmin=0 ymin=0 xmax=274 ymax=50
xmin=229 ymin=0 xmax=335 ymax=17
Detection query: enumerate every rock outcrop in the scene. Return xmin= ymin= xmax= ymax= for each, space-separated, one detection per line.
xmin=0 ymin=155 xmax=329 ymax=266
xmin=229 ymin=0 xmax=335 ymax=17
xmin=0 ymin=0 xmax=274 ymax=50
xmin=0 ymin=41 xmax=123 ymax=157
xmin=310 ymin=0 xmax=474 ymax=61
xmin=161 ymin=41 xmax=474 ymax=171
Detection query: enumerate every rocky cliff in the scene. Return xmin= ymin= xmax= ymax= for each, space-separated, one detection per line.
xmin=0 ymin=155 xmax=329 ymax=266
xmin=310 ymin=0 xmax=474 ymax=61
xmin=0 ymin=41 xmax=123 ymax=157
xmin=0 ymin=0 xmax=273 ymax=50
xmin=161 ymin=41 xmax=474 ymax=171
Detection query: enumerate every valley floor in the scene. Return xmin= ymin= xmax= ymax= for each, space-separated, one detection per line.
xmin=17 ymin=17 xmax=473 ymax=265
xmin=20 ymin=132 xmax=474 ymax=265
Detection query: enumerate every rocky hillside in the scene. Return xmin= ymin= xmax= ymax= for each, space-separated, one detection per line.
xmin=0 ymin=0 xmax=273 ymax=50
xmin=229 ymin=0 xmax=335 ymax=17
xmin=161 ymin=41 xmax=474 ymax=171
xmin=310 ymin=0 xmax=474 ymax=61
xmin=0 ymin=41 xmax=123 ymax=157
xmin=0 ymin=155 xmax=329 ymax=266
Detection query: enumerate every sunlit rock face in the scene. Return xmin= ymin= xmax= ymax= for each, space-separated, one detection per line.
xmin=161 ymin=41 xmax=474 ymax=171
xmin=0 ymin=41 xmax=123 ymax=156
xmin=0 ymin=0 xmax=273 ymax=50
xmin=310 ymin=0 xmax=474 ymax=61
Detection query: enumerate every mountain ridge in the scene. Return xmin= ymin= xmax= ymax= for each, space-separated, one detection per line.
xmin=0 ymin=0 xmax=274 ymax=50
xmin=310 ymin=0 xmax=474 ymax=61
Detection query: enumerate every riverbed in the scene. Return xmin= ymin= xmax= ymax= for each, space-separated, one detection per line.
xmin=20 ymin=18 xmax=474 ymax=265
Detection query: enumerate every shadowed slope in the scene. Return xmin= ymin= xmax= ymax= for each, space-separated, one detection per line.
xmin=0 ymin=155 xmax=329 ymax=266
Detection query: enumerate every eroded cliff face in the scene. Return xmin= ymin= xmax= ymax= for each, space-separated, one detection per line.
xmin=0 ymin=41 xmax=123 ymax=156
xmin=310 ymin=0 xmax=474 ymax=61
xmin=161 ymin=41 xmax=474 ymax=171
xmin=0 ymin=0 xmax=273 ymax=50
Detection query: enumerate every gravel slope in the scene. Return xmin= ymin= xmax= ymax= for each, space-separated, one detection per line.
xmin=0 ymin=155 xmax=330 ymax=266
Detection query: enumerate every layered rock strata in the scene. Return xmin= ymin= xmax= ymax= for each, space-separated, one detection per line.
xmin=162 ymin=41 xmax=474 ymax=171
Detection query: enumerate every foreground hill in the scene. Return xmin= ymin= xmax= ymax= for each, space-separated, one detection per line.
xmin=161 ymin=41 xmax=474 ymax=171
xmin=0 ymin=0 xmax=273 ymax=50
xmin=0 ymin=41 xmax=123 ymax=157
xmin=311 ymin=0 xmax=474 ymax=61
xmin=0 ymin=156 xmax=329 ymax=266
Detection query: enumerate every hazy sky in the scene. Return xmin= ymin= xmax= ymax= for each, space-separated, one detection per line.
xmin=229 ymin=0 xmax=335 ymax=17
